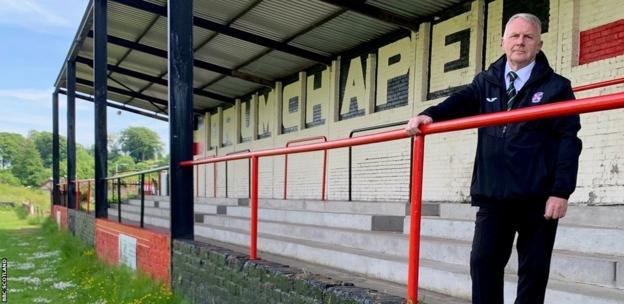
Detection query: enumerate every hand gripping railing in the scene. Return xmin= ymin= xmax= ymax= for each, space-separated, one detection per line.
xmin=180 ymin=90 xmax=624 ymax=303
xmin=348 ymin=121 xmax=410 ymax=201
xmin=283 ymin=136 xmax=328 ymax=200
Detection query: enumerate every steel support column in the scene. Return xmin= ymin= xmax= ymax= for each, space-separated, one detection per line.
xmin=52 ymin=91 xmax=60 ymax=206
xmin=168 ymin=0 xmax=194 ymax=239
xmin=94 ymin=0 xmax=108 ymax=218
xmin=66 ymin=60 xmax=77 ymax=210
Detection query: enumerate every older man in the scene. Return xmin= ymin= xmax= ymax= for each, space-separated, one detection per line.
xmin=405 ymin=13 xmax=582 ymax=304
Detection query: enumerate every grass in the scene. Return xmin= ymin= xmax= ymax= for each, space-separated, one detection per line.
xmin=0 ymin=209 xmax=187 ymax=304
xmin=0 ymin=183 xmax=50 ymax=215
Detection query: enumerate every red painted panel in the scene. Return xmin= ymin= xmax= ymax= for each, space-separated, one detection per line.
xmin=52 ymin=205 xmax=69 ymax=230
xmin=580 ymin=19 xmax=624 ymax=65
xmin=95 ymin=219 xmax=171 ymax=285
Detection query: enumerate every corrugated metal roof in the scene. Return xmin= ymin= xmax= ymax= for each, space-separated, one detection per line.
xmin=194 ymin=34 xmax=268 ymax=69
xmin=232 ymin=0 xmax=338 ymax=42
xmin=56 ymin=0 xmax=468 ymax=117
xmin=239 ymin=50 xmax=315 ymax=80
xmin=290 ymin=11 xmax=400 ymax=56
xmin=366 ymin=0 xmax=465 ymax=18
xmin=208 ymin=76 xmax=262 ymax=97
xmin=194 ymin=0 xmax=259 ymax=24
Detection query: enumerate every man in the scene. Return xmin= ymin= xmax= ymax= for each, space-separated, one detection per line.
xmin=405 ymin=13 xmax=582 ymax=304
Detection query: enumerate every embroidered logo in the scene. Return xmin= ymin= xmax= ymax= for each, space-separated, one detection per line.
xmin=486 ymin=97 xmax=498 ymax=103
xmin=531 ymin=92 xmax=544 ymax=103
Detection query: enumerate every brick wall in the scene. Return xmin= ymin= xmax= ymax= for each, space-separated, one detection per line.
xmin=67 ymin=209 xmax=95 ymax=247
xmin=193 ymin=0 xmax=624 ymax=206
xmin=579 ymin=19 xmax=624 ymax=65
xmin=52 ymin=205 xmax=69 ymax=230
xmin=172 ymin=240 xmax=406 ymax=304
xmin=95 ymin=219 xmax=171 ymax=284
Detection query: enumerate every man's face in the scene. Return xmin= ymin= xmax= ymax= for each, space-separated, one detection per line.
xmin=502 ymin=18 xmax=543 ymax=69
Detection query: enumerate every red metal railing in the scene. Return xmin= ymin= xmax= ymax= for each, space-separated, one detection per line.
xmin=283 ymin=136 xmax=328 ymax=200
xmin=181 ymin=88 xmax=624 ymax=303
xmin=573 ymin=77 xmax=624 ymax=92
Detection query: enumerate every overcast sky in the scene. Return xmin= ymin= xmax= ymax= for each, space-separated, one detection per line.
xmin=0 ymin=0 xmax=169 ymax=151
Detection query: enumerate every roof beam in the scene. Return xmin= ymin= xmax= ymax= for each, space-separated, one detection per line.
xmin=75 ymin=56 xmax=235 ymax=104
xmin=76 ymin=78 xmax=204 ymax=115
xmin=88 ymin=31 xmax=274 ymax=87
xmin=111 ymin=0 xmax=332 ymax=64
xmin=318 ymin=0 xmax=420 ymax=31
xmin=58 ymin=89 xmax=169 ymax=122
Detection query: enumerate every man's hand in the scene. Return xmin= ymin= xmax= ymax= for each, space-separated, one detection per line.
xmin=544 ymin=196 xmax=568 ymax=220
xmin=405 ymin=115 xmax=433 ymax=135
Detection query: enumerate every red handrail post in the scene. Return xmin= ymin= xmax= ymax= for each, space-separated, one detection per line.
xmin=86 ymin=181 xmax=92 ymax=214
xmin=283 ymin=136 xmax=329 ymax=200
xmin=322 ymin=149 xmax=327 ymax=201
xmin=250 ymin=155 xmax=259 ymax=260
xmin=213 ymin=163 xmax=217 ymax=198
xmin=407 ymin=135 xmax=425 ymax=303
xmin=283 ymin=154 xmax=288 ymax=200
xmin=75 ymin=181 xmax=81 ymax=211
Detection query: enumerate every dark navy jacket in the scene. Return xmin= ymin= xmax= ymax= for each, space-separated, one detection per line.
xmin=422 ymin=52 xmax=582 ymax=205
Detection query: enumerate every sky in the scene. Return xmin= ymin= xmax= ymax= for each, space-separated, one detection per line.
xmin=0 ymin=0 xmax=169 ymax=151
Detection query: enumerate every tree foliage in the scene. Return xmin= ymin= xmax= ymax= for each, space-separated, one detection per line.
xmin=29 ymin=131 xmax=67 ymax=168
xmin=119 ymin=127 xmax=163 ymax=162
xmin=10 ymin=137 xmax=48 ymax=187
xmin=0 ymin=132 xmax=25 ymax=169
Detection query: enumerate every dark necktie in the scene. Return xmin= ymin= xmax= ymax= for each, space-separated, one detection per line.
xmin=507 ymin=71 xmax=518 ymax=111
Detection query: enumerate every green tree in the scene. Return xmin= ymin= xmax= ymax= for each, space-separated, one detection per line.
xmin=29 ymin=130 xmax=67 ymax=168
xmin=0 ymin=132 xmax=26 ymax=169
xmin=0 ymin=170 xmax=20 ymax=186
xmin=109 ymin=155 xmax=135 ymax=175
xmin=11 ymin=138 xmax=49 ymax=187
xmin=119 ymin=127 xmax=163 ymax=162
xmin=59 ymin=144 xmax=95 ymax=180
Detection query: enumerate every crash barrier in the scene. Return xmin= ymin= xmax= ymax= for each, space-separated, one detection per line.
xmin=181 ymin=87 xmax=624 ymax=302
xmin=103 ymin=166 xmax=169 ymax=228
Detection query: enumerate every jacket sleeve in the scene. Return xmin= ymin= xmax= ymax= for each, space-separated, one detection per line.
xmin=420 ymin=76 xmax=482 ymax=122
xmin=550 ymin=80 xmax=582 ymax=199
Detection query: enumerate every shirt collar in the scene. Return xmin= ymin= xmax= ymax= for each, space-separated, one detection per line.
xmin=505 ymin=60 xmax=535 ymax=83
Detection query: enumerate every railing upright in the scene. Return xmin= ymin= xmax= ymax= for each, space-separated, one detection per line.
xmin=250 ymin=156 xmax=259 ymax=259
xmin=407 ymin=135 xmax=425 ymax=302
xmin=117 ymin=178 xmax=122 ymax=223
xmin=75 ymin=181 xmax=81 ymax=211
xmin=283 ymin=136 xmax=328 ymax=200
xmin=140 ymin=173 xmax=145 ymax=228
xmin=348 ymin=121 xmax=410 ymax=201
xmin=86 ymin=181 xmax=92 ymax=214
xmin=225 ymin=149 xmax=251 ymax=198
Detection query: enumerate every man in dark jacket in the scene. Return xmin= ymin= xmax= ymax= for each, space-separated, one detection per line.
xmin=405 ymin=13 xmax=582 ymax=304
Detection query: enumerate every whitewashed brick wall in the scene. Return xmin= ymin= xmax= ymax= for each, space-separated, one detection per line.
xmin=192 ymin=0 xmax=624 ymax=206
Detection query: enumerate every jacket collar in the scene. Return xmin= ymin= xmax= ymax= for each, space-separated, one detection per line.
xmin=484 ymin=51 xmax=553 ymax=89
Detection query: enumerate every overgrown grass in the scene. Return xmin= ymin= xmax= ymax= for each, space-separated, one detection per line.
xmin=0 ymin=209 xmax=187 ymax=304
xmin=0 ymin=182 xmax=50 ymax=213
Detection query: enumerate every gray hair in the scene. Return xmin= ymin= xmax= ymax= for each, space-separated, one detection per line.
xmin=504 ymin=13 xmax=542 ymax=37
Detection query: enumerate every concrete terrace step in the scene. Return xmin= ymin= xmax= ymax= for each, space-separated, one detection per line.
xmin=408 ymin=217 xmax=624 ymax=257
xmin=201 ymin=215 xmax=623 ymax=288
xmin=107 ymin=208 xmax=169 ymax=228
xmin=249 ymin=198 xmax=410 ymax=216
xmin=225 ymin=205 xmax=404 ymax=232
xmin=432 ymin=203 xmax=624 ymax=229
xmin=194 ymin=224 xmax=624 ymax=304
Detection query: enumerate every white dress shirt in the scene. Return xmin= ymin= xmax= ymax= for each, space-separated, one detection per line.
xmin=504 ymin=60 xmax=535 ymax=92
